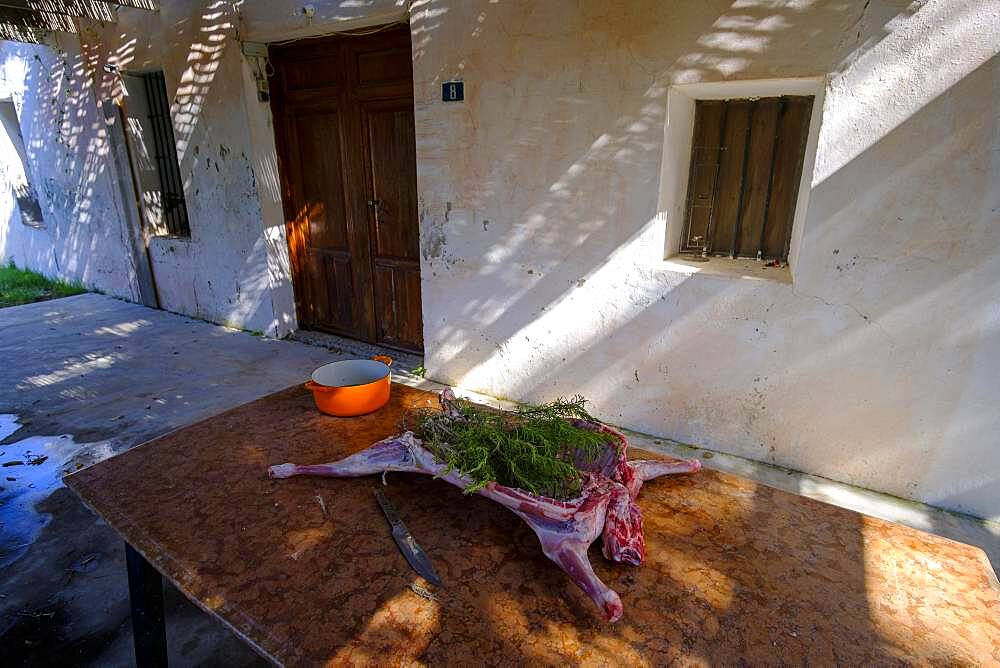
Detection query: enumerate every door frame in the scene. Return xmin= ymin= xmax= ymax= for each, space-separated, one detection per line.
xmin=267 ymin=23 xmax=422 ymax=352
xmin=103 ymin=97 xmax=160 ymax=308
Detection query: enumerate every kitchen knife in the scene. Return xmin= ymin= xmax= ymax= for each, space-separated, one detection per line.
xmin=374 ymin=488 xmax=444 ymax=587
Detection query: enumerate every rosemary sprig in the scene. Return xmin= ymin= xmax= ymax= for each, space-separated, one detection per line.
xmin=408 ymin=396 xmax=610 ymax=499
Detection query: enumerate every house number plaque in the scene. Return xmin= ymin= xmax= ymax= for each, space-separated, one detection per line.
xmin=442 ymin=80 xmax=464 ymax=102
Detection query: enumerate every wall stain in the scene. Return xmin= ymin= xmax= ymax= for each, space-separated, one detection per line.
xmin=419 ymin=200 xmax=447 ymax=261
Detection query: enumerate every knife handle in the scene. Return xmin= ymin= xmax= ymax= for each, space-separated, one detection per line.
xmin=374 ymin=488 xmax=404 ymax=528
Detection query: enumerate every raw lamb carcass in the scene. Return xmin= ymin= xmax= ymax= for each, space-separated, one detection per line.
xmin=268 ymin=389 xmax=700 ymax=622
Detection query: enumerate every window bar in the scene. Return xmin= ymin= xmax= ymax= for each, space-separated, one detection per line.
xmin=142 ymin=73 xmax=169 ymax=232
xmin=730 ymin=100 xmax=754 ymax=259
xmin=755 ymin=96 xmax=784 ymax=260
xmin=700 ymin=102 xmax=728 ymax=258
xmin=146 ymin=72 xmax=169 ymax=233
xmin=148 ymin=72 xmax=179 ymax=234
xmin=156 ymin=72 xmax=184 ymax=235
xmin=144 ymin=71 xmax=189 ymax=236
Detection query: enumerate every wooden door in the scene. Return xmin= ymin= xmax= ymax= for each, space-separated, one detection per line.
xmin=269 ymin=26 xmax=423 ymax=352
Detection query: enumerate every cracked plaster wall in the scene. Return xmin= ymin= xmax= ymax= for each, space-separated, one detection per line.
xmin=402 ymin=0 xmax=1000 ymax=520
xmin=77 ymin=3 xmax=286 ymax=335
xmin=1 ymin=0 xmax=997 ymax=519
xmin=0 ymin=2 xmax=294 ymax=335
xmin=0 ymin=37 xmax=139 ymax=300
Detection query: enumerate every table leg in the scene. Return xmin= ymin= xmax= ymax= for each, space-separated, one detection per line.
xmin=125 ymin=542 xmax=168 ymax=667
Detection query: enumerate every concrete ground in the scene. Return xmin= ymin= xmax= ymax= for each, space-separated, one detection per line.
xmin=0 ymin=294 xmax=381 ymax=666
xmin=1 ymin=294 xmax=997 ymax=666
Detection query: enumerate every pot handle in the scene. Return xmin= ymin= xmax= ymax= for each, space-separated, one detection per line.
xmin=304 ymin=379 xmax=335 ymax=392
xmin=372 ymin=355 xmax=393 ymax=367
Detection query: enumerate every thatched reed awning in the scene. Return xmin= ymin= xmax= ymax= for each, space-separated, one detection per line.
xmin=0 ymin=0 xmax=157 ymax=43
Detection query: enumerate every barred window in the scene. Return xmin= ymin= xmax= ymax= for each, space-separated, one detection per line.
xmin=681 ymin=95 xmax=813 ymax=261
xmin=123 ymin=71 xmax=190 ymax=237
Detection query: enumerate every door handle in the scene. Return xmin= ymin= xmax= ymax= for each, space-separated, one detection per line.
xmin=367 ymin=199 xmax=384 ymax=218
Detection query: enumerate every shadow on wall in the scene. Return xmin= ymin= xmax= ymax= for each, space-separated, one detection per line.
xmin=400 ymin=1 xmax=1000 ymax=660
xmin=794 ymin=53 xmax=1000 ymax=517
xmin=0 ymin=37 xmax=135 ymax=297
xmin=87 ymin=2 xmax=282 ymax=334
xmin=2 ymin=1 xmax=286 ymax=334
xmin=414 ymin=1 xmax=999 ymax=520
xmin=416 ymin=0 xmax=913 ymax=389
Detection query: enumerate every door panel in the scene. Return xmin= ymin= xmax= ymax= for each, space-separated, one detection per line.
xmin=121 ymin=74 xmax=165 ymax=235
xmin=364 ymin=102 xmax=422 ymax=350
xmin=737 ymin=98 xmax=780 ymax=256
xmin=710 ymin=100 xmax=751 ymax=254
xmin=681 ymin=101 xmax=724 ymax=251
xmin=373 ymin=262 xmax=423 ymax=350
xmin=356 ymin=47 xmax=412 ymax=88
xmin=294 ymin=111 xmax=350 ymax=252
xmin=762 ymin=96 xmax=813 ymax=260
xmin=304 ymin=250 xmax=356 ymax=335
xmin=365 ymin=106 xmax=420 ymax=260
xmin=270 ymin=25 xmax=423 ymax=352
xmin=284 ymin=57 xmax=342 ymax=92
xmin=290 ymin=109 xmax=358 ymax=335
xmin=302 ymin=251 xmax=331 ymax=328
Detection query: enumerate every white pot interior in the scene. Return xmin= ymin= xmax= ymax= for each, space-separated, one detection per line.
xmin=311 ymin=359 xmax=390 ymax=388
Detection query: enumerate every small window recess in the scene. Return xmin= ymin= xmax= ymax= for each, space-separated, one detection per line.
xmin=0 ymin=98 xmax=45 ymax=229
xmin=121 ymin=70 xmax=191 ymax=238
xmin=660 ymin=78 xmax=825 ymax=283
xmin=680 ymin=95 xmax=812 ymax=263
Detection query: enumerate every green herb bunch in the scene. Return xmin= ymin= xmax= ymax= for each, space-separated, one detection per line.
xmin=408 ymin=396 xmax=611 ymax=499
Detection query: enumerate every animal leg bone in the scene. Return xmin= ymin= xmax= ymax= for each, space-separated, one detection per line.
xmin=268 ymin=433 xmax=422 ymax=479
xmin=630 ymin=458 xmax=702 ymax=482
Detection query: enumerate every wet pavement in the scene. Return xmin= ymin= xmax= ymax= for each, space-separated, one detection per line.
xmin=0 ymin=294 xmax=364 ymax=665
xmin=0 ymin=419 xmax=112 ymax=570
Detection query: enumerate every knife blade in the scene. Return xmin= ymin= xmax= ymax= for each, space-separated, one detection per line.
xmin=374 ymin=488 xmax=444 ymax=587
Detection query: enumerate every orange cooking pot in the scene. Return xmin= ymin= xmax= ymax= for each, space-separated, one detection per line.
xmin=305 ymin=355 xmax=393 ymax=417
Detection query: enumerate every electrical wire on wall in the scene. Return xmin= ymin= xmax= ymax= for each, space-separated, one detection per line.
xmin=254 ymin=19 xmax=407 ymax=75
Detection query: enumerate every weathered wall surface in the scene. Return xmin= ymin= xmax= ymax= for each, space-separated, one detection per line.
xmin=0 ymin=37 xmax=138 ymax=299
xmin=79 ymin=3 xmax=286 ymax=335
xmin=0 ymin=2 xmax=298 ymax=334
xmin=402 ymin=0 xmax=1000 ymax=520
xmin=1 ymin=0 xmax=997 ymax=519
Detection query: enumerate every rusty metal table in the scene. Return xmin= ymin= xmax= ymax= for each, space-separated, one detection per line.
xmin=66 ymin=383 xmax=1000 ymax=665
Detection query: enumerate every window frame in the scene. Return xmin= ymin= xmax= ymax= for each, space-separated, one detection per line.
xmin=0 ymin=97 xmax=45 ymax=229
xmin=659 ymin=78 xmax=826 ymax=278
xmin=679 ymin=95 xmax=814 ymax=262
xmin=121 ymin=69 xmax=191 ymax=238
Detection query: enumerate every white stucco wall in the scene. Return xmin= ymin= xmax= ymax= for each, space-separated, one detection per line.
xmin=78 ymin=4 xmax=289 ymax=335
xmin=1 ymin=0 xmax=997 ymax=520
xmin=0 ymin=3 xmax=299 ymax=335
xmin=0 ymin=37 xmax=138 ymax=299
xmin=398 ymin=0 xmax=1000 ymax=519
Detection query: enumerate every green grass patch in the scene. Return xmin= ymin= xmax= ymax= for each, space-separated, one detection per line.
xmin=0 ymin=261 xmax=86 ymax=309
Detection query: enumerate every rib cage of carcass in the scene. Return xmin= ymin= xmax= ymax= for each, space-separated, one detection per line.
xmin=268 ymin=389 xmax=701 ymax=621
